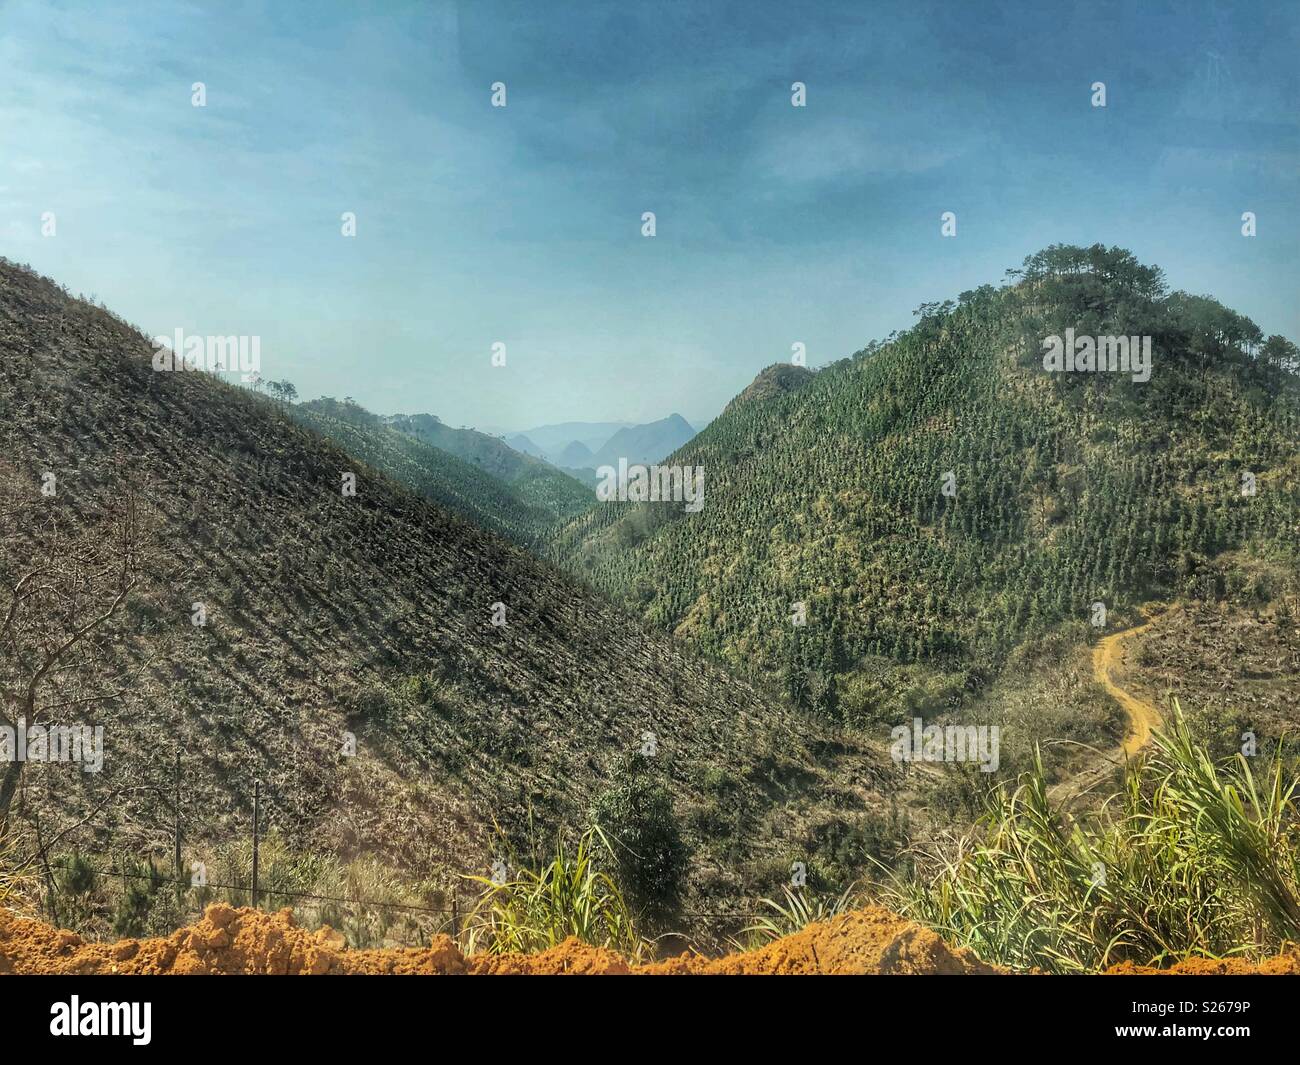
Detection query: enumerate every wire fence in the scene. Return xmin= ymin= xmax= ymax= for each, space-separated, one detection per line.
xmin=53 ymin=863 xmax=762 ymax=922
xmin=24 ymin=773 xmax=768 ymax=950
xmin=38 ymin=856 xmax=766 ymax=954
xmin=74 ymin=864 xmax=458 ymax=915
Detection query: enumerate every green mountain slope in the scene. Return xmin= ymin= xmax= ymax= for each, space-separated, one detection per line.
xmin=292 ymin=398 xmax=591 ymax=546
xmin=551 ymin=245 xmax=1300 ymax=716
xmin=0 ymin=259 xmax=887 ymax=930
xmin=382 ymin=411 xmax=594 ymax=518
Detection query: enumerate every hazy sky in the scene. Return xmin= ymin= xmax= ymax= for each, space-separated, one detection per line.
xmin=2 ymin=0 xmax=1296 ymax=430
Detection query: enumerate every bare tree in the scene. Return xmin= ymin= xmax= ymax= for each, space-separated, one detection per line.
xmin=0 ymin=479 xmax=152 ymax=833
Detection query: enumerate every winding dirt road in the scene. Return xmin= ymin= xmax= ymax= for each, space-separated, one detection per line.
xmin=1094 ymin=611 xmax=1168 ymax=756
xmin=1048 ymin=605 xmax=1174 ymax=806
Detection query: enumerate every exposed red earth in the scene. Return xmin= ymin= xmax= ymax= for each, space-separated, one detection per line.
xmin=3 ymin=902 xmax=1294 ymax=975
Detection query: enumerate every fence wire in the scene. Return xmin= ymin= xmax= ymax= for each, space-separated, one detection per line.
xmin=46 ymin=860 xmax=762 ymax=923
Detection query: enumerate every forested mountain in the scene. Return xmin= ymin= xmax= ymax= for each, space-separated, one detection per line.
xmin=292 ymin=398 xmax=592 ymax=545
xmin=0 ymin=259 xmax=890 ymax=927
xmin=724 ymin=363 xmax=814 ymax=411
xmin=551 ymin=246 xmax=1300 ymax=716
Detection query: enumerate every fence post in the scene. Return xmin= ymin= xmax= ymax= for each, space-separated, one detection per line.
xmin=450 ymin=891 xmax=459 ymax=945
xmin=173 ymin=748 xmax=182 ymax=906
xmin=33 ymin=811 xmax=60 ymax=928
xmin=251 ymin=779 xmax=260 ymax=910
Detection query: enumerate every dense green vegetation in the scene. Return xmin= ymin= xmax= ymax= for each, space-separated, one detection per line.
xmin=464 ymin=827 xmax=642 ymax=958
xmin=591 ymin=752 xmax=690 ymax=922
xmin=552 ymin=245 xmax=1300 ymax=719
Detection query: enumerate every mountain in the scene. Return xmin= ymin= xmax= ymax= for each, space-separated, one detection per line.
xmin=557 ymin=439 xmax=595 ymax=468
xmin=504 ymin=421 xmax=632 ymax=460
xmin=289 ymin=399 xmax=586 ymax=545
xmin=504 ymin=433 xmax=547 ymax=460
xmin=551 ymin=246 xmax=1300 ymax=722
xmin=492 ymin=418 xmax=698 ymax=470
xmin=379 ymin=410 xmax=593 ymax=518
xmin=0 ymin=259 xmax=888 ymax=931
xmin=589 ymin=414 xmax=697 ymax=469
xmin=726 ymin=363 xmax=814 ymax=411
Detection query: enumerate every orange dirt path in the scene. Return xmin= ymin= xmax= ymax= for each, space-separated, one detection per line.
xmin=1094 ymin=606 xmax=1175 ymax=757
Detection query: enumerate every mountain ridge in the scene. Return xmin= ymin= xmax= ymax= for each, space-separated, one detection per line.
xmin=588 ymin=414 xmax=696 ymax=469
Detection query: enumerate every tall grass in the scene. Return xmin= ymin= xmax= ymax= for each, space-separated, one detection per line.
xmin=740 ymin=883 xmax=858 ymax=948
xmin=463 ymin=827 xmax=642 ymax=959
xmin=884 ymin=700 xmax=1300 ymax=972
xmin=0 ymin=832 xmax=36 ymax=914
xmin=195 ymin=835 xmax=437 ymax=948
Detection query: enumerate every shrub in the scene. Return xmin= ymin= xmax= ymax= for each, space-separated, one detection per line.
xmin=592 ymin=752 xmax=689 ymax=922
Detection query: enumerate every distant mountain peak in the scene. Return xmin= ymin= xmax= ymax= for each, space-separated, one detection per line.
xmin=504 ymin=433 xmax=547 ymax=459
xmin=588 ymin=415 xmax=698 ymax=468
xmin=558 ymin=439 xmax=595 ymax=466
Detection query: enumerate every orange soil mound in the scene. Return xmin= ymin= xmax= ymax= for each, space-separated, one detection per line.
xmin=0 ymin=903 xmax=465 ymax=975
xmin=0 ymin=902 xmax=998 ymax=975
xmin=3 ymin=902 xmax=1290 ymax=975
xmin=470 ymin=906 xmax=1001 ymax=975
xmin=1105 ymin=954 xmax=1300 ymax=976
xmin=638 ymin=907 xmax=1000 ymax=975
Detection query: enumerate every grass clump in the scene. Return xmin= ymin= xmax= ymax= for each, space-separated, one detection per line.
xmin=463 ymin=827 xmax=642 ymax=959
xmin=885 ymin=700 xmax=1300 ymax=972
xmin=0 ymin=833 xmax=36 ymax=913
xmin=741 ymin=883 xmax=858 ymax=948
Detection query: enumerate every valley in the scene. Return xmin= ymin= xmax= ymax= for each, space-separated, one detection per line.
xmin=2 ymin=244 xmax=1298 ymax=973
xmin=4 ymin=0 xmax=1299 ymax=1030
xmin=0 ymin=257 xmax=893 ymax=951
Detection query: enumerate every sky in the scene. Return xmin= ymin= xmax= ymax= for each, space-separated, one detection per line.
xmin=1 ymin=0 xmax=1296 ymax=431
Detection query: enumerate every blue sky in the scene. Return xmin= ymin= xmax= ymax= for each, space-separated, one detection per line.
xmin=2 ymin=0 xmax=1296 ymax=429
